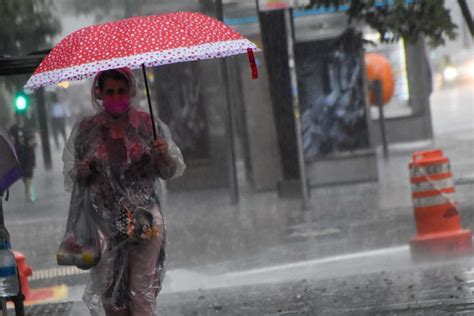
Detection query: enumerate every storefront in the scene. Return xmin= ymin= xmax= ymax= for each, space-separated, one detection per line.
xmin=231 ymin=3 xmax=433 ymax=189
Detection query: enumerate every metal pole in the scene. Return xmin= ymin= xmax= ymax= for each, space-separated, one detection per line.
xmin=458 ymin=0 xmax=474 ymax=36
xmin=373 ymin=80 xmax=388 ymax=158
xmin=284 ymin=8 xmax=309 ymax=207
xmin=1 ymin=298 xmax=6 ymax=316
xmin=216 ymin=0 xmax=239 ymax=203
xmin=36 ymin=88 xmax=52 ymax=170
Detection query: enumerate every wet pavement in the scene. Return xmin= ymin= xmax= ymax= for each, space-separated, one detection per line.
xmin=2 ymin=83 xmax=474 ymax=314
xmin=155 ymin=259 xmax=474 ymax=315
xmin=159 ymin=259 xmax=474 ymax=316
xmin=23 ymin=250 xmax=474 ymax=315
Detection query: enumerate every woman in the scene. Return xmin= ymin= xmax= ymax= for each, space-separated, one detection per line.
xmin=62 ymin=68 xmax=185 ymax=315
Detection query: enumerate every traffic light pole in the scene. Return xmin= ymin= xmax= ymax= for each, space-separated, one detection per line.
xmin=458 ymin=0 xmax=474 ymax=36
xmin=36 ymin=88 xmax=52 ymax=170
xmin=284 ymin=8 xmax=309 ymax=208
xmin=373 ymin=80 xmax=389 ymax=159
xmin=216 ymin=0 xmax=239 ymax=204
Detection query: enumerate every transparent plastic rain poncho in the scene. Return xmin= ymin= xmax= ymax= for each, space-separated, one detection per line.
xmin=60 ymin=68 xmax=185 ymax=315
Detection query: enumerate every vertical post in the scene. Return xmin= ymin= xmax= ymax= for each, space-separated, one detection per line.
xmin=215 ymin=0 xmax=239 ymax=203
xmin=1 ymin=297 xmax=6 ymax=316
xmin=284 ymin=8 xmax=309 ymax=207
xmin=258 ymin=9 xmax=300 ymax=182
xmin=36 ymin=88 xmax=52 ymax=170
xmin=458 ymin=0 xmax=474 ymax=36
xmin=373 ymin=80 xmax=388 ymax=158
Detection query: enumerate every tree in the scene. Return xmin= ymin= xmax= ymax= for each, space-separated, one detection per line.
xmin=0 ymin=0 xmax=60 ymax=56
xmin=0 ymin=0 xmax=60 ymax=126
xmin=308 ymin=0 xmax=457 ymax=47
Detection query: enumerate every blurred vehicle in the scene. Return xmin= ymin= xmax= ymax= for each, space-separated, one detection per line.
xmin=435 ymin=49 xmax=474 ymax=88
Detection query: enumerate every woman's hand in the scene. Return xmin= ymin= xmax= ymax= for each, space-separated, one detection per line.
xmin=151 ymin=138 xmax=176 ymax=179
xmin=76 ymin=159 xmax=92 ymax=180
xmin=151 ymin=138 xmax=169 ymax=156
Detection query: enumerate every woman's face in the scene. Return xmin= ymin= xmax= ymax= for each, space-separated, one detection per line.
xmin=101 ymin=78 xmax=131 ymax=115
xmin=101 ymin=79 xmax=130 ymax=99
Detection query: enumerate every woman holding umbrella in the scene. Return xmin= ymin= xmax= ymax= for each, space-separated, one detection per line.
xmin=23 ymin=10 xmax=259 ymax=316
xmin=62 ymin=67 xmax=185 ymax=315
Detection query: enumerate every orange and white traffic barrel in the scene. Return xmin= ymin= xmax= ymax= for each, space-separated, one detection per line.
xmin=409 ymin=149 xmax=472 ymax=260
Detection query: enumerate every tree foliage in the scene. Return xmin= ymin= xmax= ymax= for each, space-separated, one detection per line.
xmin=0 ymin=0 xmax=60 ymax=56
xmin=308 ymin=0 xmax=457 ymax=47
xmin=0 ymin=0 xmax=61 ymax=125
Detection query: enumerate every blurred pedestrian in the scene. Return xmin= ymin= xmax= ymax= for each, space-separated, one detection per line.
xmin=61 ymin=68 xmax=185 ymax=316
xmin=9 ymin=112 xmax=37 ymax=201
xmin=50 ymin=94 xmax=69 ymax=148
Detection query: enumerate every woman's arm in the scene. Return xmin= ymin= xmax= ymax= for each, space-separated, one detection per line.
xmin=152 ymin=138 xmax=177 ymax=180
xmin=63 ymin=118 xmax=95 ymax=191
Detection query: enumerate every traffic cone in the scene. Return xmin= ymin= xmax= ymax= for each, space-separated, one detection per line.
xmin=409 ymin=150 xmax=472 ymax=260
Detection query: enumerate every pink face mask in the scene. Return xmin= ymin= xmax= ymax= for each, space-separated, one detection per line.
xmin=103 ymin=96 xmax=130 ymax=113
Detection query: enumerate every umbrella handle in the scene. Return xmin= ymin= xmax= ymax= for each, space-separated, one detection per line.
xmin=141 ymin=64 xmax=157 ymax=140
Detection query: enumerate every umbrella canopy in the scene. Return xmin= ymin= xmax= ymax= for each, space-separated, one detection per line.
xmin=24 ymin=11 xmax=259 ymax=90
xmin=0 ymin=127 xmax=22 ymax=193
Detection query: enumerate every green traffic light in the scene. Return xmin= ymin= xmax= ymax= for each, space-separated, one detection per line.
xmin=14 ymin=91 xmax=29 ymax=112
xmin=15 ymin=95 xmax=28 ymax=111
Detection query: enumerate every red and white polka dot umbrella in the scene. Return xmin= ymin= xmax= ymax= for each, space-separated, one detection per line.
xmin=24 ymin=11 xmax=259 ymax=90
